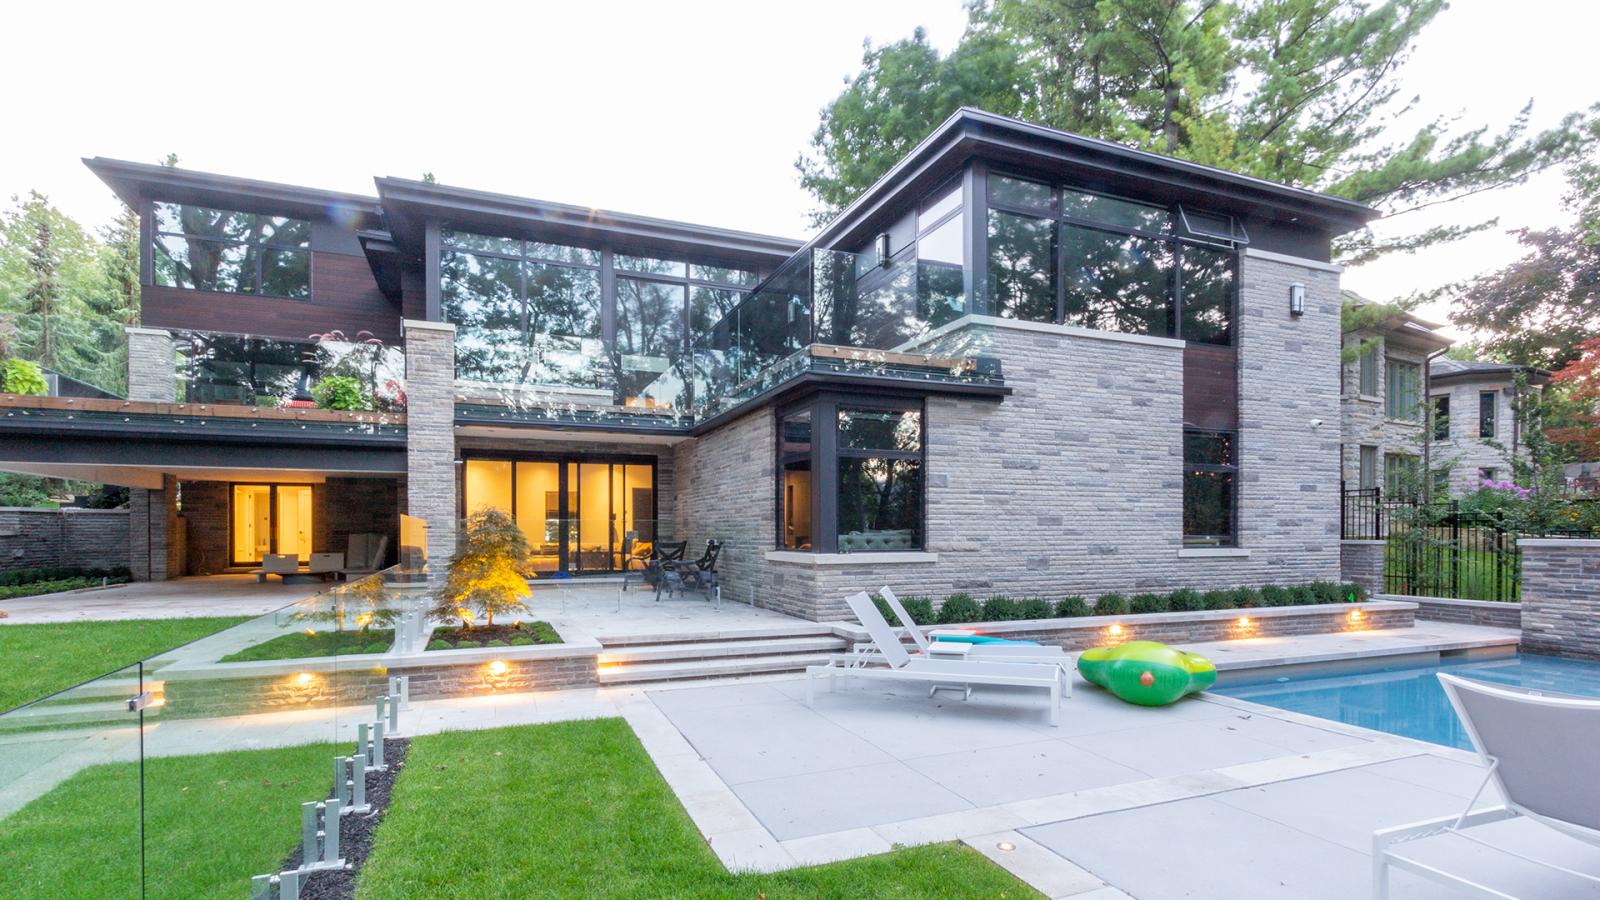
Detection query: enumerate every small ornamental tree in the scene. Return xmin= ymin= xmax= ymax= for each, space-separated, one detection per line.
xmin=293 ymin=573 xmax=399 ymax=633
xmin=434 ymin=507 xmax=531 ymax=628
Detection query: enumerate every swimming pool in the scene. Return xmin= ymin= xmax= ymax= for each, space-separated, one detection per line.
xmin=1213 ymin=652 xmax=1600 ymax=749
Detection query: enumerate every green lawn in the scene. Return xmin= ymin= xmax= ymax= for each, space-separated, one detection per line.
xmin=0 ymin=742 xmax=334 ymax=900
xmin=359 ymin=719 xmax=1041 ymax=899
xmin=0 ymin=617 xmax=250 ymax=712
xmin=221 ymin=628 xmax=395 ymax=662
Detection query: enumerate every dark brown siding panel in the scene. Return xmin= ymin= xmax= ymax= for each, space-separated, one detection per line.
xmin=1183 ymin=344 xmax=1238 ymax=431
xmin=142 ymin=252 xmax=402 ymax=344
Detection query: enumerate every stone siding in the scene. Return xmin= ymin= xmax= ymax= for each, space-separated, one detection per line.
xmin=182 ymin=481 xmax=230 ymax=574
xmin=125 ymin=326 xmax=176 ymax=402
xmin=1518 ymin=538 xmax=1600 ymax=659
xmin=403 ymin=320 xmax=457 ymax=569
xmin=129 ymin=475 xmax=182 ymax=581
xmin=1340 ymin=540 xmax=1385 ymax=598
xmin=1396 ymin=595 xmax=1522 ymax=629
xmin=673 ymin=252 xmax=1345 ymax=621
xmin=0 ymin=508 xmax=129 ymax=573
xmin=1430 ymin=377 xmax=1523 ymax=495
xmin=1339 ymin=331 xmax=1426 ymax=488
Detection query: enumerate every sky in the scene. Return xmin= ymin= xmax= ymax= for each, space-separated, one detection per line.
xmin=3 ymin=0 xmax=1596 ymax=341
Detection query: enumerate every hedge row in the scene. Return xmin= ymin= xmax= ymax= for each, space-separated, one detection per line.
xmin=873 ymin=581 xmax=1368 ymax=626
xmin=0 ymin=574 xmax=133 ymax=600
xmin=0 ymin=566 xmax=131 ymax=588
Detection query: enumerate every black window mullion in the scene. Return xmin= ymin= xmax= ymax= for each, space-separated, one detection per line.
xmin=815 ymin=397 xmax=838 ymax=554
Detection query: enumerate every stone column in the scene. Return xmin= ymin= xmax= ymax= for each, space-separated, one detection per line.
xmin=128 ymin=474 xmax=181 ymax=581
xmin=1339 ymin=539 xmax=1386 ymax=597
xmin=1519 ymin=538 xmax=1600 ymax=658
xmin=125 ymin=326 xmax=176 ymax=402
xmin=402 ymin=320 xmax=457 ymax=572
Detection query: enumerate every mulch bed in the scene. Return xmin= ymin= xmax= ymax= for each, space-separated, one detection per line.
xmin=279 ymin=737 xmax=411 ymax=900
xmin=425 ymin=621 xmax=561 ymax=649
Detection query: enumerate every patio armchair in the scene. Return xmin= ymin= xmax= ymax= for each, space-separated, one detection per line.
xmin=806 ymin=591 xmax=1068 ymax=726
xmin=655 ymin=539 xmax=721 ymax=603
xmin=338 ymin=533 xmax=389 ymax=580
xmin=1372 ymin=672 xmax=1600 ymax=898
xmin=253 ymin=554 xmax=300 ymax=583
xmin=642 ymin=539 xmax=687 ymax=592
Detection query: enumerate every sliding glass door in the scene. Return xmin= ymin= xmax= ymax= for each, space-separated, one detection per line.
xmin=461 ymin=456 xmax=654 ymax=575
xmin=230 ymin=483 xmax=314 ymax=565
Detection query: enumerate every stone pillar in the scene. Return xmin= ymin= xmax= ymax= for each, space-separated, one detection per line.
xmin=128 ymin=475 xmax=181 ymax=581
xmin=1340 ymin=539 xmax=1386 ymax=598
xmin=1519 ymin=538 xmax=1600 ymax=658
xmin=402 ymin=320 xmax=457 ymax=572
xmin=125 ymin=326 xmax=176 ymax=402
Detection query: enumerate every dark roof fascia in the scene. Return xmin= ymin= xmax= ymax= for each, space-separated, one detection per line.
xmin=83 ymin=157 xmax=383 ymax=227
xmin=810 ymin=108 xmax=1379 ymax=253
xmin=688 ymin=369 xmax=1010 ymax=437
xmin=1430 ymin=363 xmax=1553 ymax=386
xmin=0 ymin=414 xmax=406 ymax=450
xmin=453 ymin=404 xmax=692 ymax=436
xmin=374 ymin=177 xmax=803 ymax=269
xmin=357 ymin=230 xmax=407 ymax=301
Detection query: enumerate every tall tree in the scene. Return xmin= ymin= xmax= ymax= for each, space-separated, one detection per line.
xmin=798 ymin=1 xmax=1596 ymax=260
xmin=1547 ymin=336 xmax=1600 ymax=463
xmin=1449 ymin=221 xmax=1600 ymax=370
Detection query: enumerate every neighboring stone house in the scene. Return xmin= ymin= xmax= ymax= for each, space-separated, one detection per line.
xmin=0 ymin=109 xmax=1381 ymax=620
xmin=1339 ymin=299 xmax=1452 ymax=495
xmin=1429 ymin=359 xmax=1551 ymax=495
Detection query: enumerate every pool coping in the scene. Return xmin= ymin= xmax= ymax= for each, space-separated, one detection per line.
xmin=1199 ymin=627 xmax=1519 ymax=673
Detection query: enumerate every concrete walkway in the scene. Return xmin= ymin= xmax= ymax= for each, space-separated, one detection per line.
xmin=0 ymin=575 xmax=309 ymax=624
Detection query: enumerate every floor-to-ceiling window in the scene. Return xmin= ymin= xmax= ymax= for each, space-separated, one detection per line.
xmin=461 ymin=456 xmax=655 ymax=575
xmin=230 ymin=483 xmax=314 ymax=565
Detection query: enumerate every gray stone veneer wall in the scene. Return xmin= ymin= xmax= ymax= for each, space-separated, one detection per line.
xmin=403 ymin=320 xmax=457 ymax=569
xmin=674 ymin=251 xmax=1345 ymax=621
xmin=125 ymin=326 xmax=176 ymax=402
xmin=1431 ymin=376 xmax=1521 ymax=495
xmin=1398 ymin=595 xmax=1522 ymax=629
xmin=1518 ymin=538 xmax=1600 ymax=658
xmin=1339 ymin=331 xmax=1426 ymax=489
xmin=1340 ymin=540 xmax=1385 ymax=598
xmin=129 ymin=474 xmax=182 ymax=581
xmin=0 ymin=508 xmax=129 ymax=573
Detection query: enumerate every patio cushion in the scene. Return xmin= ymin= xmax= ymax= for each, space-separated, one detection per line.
xmin=838 ymin=529 xmax=914 ymax=552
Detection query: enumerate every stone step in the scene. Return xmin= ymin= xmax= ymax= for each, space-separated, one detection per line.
xmin=598 ymin=636 xmax=847 ymax=664
xmin=597 ymin=652 xmax=837 ymax=685
xmin=596 ymin=622 xmax=837 ymax=647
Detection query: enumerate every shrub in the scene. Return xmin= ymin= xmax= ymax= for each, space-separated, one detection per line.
xmin=426 ymin=639 xmax=452 ymax=651
xmin=364 ymin=642 xmax=390 ymax=654
xmin=532 ymin=621 xmax=563 ymax=644
xmin=1129 ymin=592 xmax=1169 ymax=614
xmin=1229 ymin=587 xmax=1260 ymax=608
xmin=1166 ymin=589 xmax=1203 ymax=612
xmin=1286 ymin=584 xmax=1319 ymax=605
xmin=901 ymin=597 xmax=935 ymax=624
xmin=1259 ymin=585 xmax=1294 ymax=607
xmin=310 ymin=374 xmax=371 ymax=411
xmin=936 ymin=593 xmax=981 ymax=624
xmin=1018 ymin=598 xmax=1054 ymax=620
xmin=982 ymin=596 xmax=1021 ymax=621
xmin=486 ymin=639 xmax=510 ymax=648
xmin=1201 ymin=589 xmax=1234 ymax=611
xmin=454 ymin=639 xmax=482 ymax=649
xmin=1092 ymin=593 xmax=1128 ymax=616
xmin=1341 ymin=581 xmax=1368 ymax=603
xmin=0 ymin=358 xmax=47 ymax=396
xmin=1055 ymin=596 xmax=1090 ymax=617
xmin=871 ymin=593 xmax=895 ymax=622
xmin=509 ymin=635 xmax=536 ymax=646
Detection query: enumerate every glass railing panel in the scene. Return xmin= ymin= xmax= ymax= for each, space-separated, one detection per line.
xmin=0 ymin=662 xmax=146 ymax=898
xmin=173 ymin=328 xmax=405 ymax=412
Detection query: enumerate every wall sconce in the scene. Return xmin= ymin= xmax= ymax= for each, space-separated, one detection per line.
xmin=1289 ymin=283 xmax=1306 ymax=317
xmin=875 ymin=233 xmax=891 ymax=268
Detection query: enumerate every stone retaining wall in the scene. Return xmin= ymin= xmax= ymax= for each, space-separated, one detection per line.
xmin=1387 ymin=594 xmax=1521 ymax=629
xmin=0 ymin=507 xmax=129 ymax=573
xmin=1519 ymin=538 xmax=1600 ymax=659
xmin=1340 ymin=540 xmax=1385 ymax=599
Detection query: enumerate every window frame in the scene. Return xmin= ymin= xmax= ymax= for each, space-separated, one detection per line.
xmin=1182 ymin=428 xmax=1239 ymax=547
xmin=152 ymin=202 xmax=312 ymax=300
xmin=1385 ymin=358 xmax=1422 ymax=422
xmin=774 ymin=392 xmax=927 ymax=554
xmin=226 ymin=482 xmax=318 ymax=567
xmin=1433 ymin=394 xmax=1450 ymax=441
xmin=1358 ymin=348 xmax=1378 ymax=396
xmin=1479 ymin=391 xmax=1497 ymax=439
xmin=984 ymin=171 xmax=1240 ymax=345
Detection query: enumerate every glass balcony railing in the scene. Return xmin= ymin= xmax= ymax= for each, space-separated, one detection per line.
xmin=173 ymin=328 xmax=406 ymax=413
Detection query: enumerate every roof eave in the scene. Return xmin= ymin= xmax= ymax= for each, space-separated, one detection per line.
xmin=83 ymin=157 xmax=383 ymax=225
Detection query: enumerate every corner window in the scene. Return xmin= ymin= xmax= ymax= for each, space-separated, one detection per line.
xmin=776 ymin=397 xmax=925 ymax=553
xmin=1183 ymin=430 xmax=1237 ymax=546
xmin=1479 ymin=391 xmax=1497 ymax=438
xmin=1385 ymin=359 xmax=1421 ymax=421
xmin=1433 ymin=395 xmax=1450 ymax=440
xmin=153 ymin=203 xmax=310 ymax=299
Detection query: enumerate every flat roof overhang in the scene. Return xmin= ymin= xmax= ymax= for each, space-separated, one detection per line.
xmin=375 ymin=177 xmax=804 ymax=272
xmin=689 ymin=364 xmax=1010 ymax=437
xmin=83 ymin=157 xmax=384 ymax=229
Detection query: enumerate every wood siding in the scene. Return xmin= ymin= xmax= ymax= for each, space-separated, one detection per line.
xmin=143 ymin=252 xmax=402 ymax=344
xmin=1183 ymin=344 xmax=1238 ymax=431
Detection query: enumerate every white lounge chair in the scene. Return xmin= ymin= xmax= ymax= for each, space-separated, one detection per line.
xmin=806 ymin=591 xmax=1068 ymax=726
xmin=878 ymin=586 xmax=1070 ymax=664
xmin=253 ymin=554 xmax=300 ymax=583
xmin=1372 ymin=672 xmax=1600 ymax=898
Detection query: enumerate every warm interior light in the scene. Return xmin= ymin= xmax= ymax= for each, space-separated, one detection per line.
xmin=487 ymin=660 xmax=508 ymax=675
xmin=1108 ymin=624 xmax=1124 ymax=636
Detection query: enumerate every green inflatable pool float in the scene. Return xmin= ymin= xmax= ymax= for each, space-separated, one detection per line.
xmin=1078 ymin=641 xmax=1217 ymax=707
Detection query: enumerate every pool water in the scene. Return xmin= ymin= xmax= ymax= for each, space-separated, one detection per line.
xmin=1213 ymin=653 xmax=1600 ymax=750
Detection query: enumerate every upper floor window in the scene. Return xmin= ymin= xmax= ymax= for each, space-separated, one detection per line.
xmin=153 ymin=203 xmax=310 ymax=299
xmin=1433 ymin=395 xmax=1450 ymax=440
xmin=986 ymin=174 xmax=1239 ymax=346
xmin=1385 ymin=359 xmax=1421 ymax=421
xmin=1358 ymin=347 xmax=1378 ymax=396
xmin=1479 ymin=391 xmax=1497 ymax=438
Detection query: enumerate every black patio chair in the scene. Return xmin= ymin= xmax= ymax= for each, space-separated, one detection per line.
xmin=659 ymin=539 xmax=722 ymax=603
xmin=644 ymin=540 xmax=688 ymax=593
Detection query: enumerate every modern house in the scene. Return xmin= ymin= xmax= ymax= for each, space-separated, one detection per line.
xmin=0 ymin=109 xmax=1376 ymax=620
xmin=1338 ymin=299 xmax=1551 ymax=499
